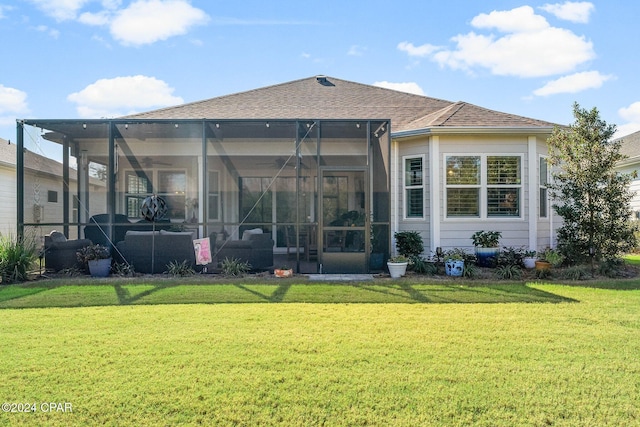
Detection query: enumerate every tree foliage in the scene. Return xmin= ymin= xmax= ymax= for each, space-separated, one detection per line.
xmin=547 ymin=103 xmax=637 ymax=263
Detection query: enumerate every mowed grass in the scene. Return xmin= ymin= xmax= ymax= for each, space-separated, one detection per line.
xmin=1 ymin=281 xmax=639 ymax=426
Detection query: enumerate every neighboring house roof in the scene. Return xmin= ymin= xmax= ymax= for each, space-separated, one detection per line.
xmin=126 ymin=76 xmax=557 ymax=133
xmin=0 ymin=137 xmax=104 ymax=186
xmin=0 ymin=137 xmax=66 ymax=178
xmin=617 ymin=130 xmax=640 ymax=162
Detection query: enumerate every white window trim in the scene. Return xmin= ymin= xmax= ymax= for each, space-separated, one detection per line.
xmin=443 ymin=153 xmax=524 ymax=220
xmin=402 ymin=154 xmax=426 ymax=220
xmin=538 ymin=155 xmax=549 ymax=219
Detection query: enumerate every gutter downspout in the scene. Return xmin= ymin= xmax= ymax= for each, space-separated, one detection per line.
xmin=392 ymin=138 xmax=399 ymax=255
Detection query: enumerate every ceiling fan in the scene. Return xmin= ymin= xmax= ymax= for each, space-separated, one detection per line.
xmin=257 ymin=157 xmax=296 ymax=169
xmin=140 ymin=157 xmax=172 ymax=167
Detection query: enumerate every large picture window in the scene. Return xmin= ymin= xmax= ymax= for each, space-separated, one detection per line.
xmin=445 ymin=155 xmax=521 ymax=218
xmin=404 ymin=156 xmax=424 ymax=218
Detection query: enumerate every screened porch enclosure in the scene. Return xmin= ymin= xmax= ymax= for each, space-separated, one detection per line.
xmin=17 ymin=119 xmax=390 ymax=274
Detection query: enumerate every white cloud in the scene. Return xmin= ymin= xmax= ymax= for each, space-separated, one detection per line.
xmin=471 ymin=6 xmax=549 ymax=33
xmin=0 ymin=5 xmax=14 ymax=19
xmin=397 ymin=41 xmax=440 ymax=57
xmin=533 ymin=71 xmax=613 ymax=96
xmin=540 ymin=2 xmax=594 ymax=24
xmin=35 ymin=24 xmax=60 ymax=38
xmin=616 ymin=102 xmax=640 ymax=138
xmin=78 ymin=10 xmax=112 ymax=26
xmin=347 ymin=45 xmax=366 ymax=56
xmin=0 ymin=85 xmax=29 ymax=127
xmin=110 ymin=0 xmax=209 ymax=46
xmin=402 ymin=5 xmax=594 ymax=78
xmin=373 ymin=81 xmax=425 ymax=96
xmin=26 ymin=0 xmax=91 ymax=21
xmin=67 ymin=75 xmax=183 ymax=118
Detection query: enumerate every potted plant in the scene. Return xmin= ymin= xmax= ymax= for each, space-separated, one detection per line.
xmin=444 ymin=249 xmax=465 ymax=277
xmin=471 ymin=230 xmax=501 ymax=267
xmin=274 ymin=266 xmax=293 ymax=278
xmin=76 ymin=244 xmax=111 ymax=277
xmin=387 ymin=255 xmax=409 ymax=278
xmin=523 ymin=250 xmax=537 ymax=269
xmin=542 ymin=248 xmax=565 ymax=268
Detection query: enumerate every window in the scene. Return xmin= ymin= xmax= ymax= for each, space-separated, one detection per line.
xmin=445 ymin=155 xmax=521 ymax=218
xmin=208 ymin=171 xmax=220 ymax=221
xmin=47 ymin=190 xmax=58 ymax=203
xmin=446 ymin=156 xmax=480 ymax=217
xmin=157 ymin=171 xmax=186 ymax=220
xmin=125 ymin=172 xmax=152 ymax=218
xmin=487 ymin=156 xmax=520 ymax=217
xmin=539 ymin=156 xmax=549 ymax=218
xmin=404 ymin=156 xmax=424 ymax=218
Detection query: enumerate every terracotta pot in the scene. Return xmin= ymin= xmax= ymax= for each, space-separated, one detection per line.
xmin=535 ymin=260 xmax=551 ymax=270
xmin=274 ymin=268 xmax=293 ymax=278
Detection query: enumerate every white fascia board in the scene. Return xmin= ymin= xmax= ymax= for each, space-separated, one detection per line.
xmin=391 ymin=126 xmax=555 ymax=139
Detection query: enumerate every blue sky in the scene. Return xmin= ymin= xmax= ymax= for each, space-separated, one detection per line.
xmin=1 ymin=0 xmax=639 ymax=143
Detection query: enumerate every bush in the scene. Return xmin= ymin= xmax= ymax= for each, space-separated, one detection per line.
xmin=599 ymin=258 xmax=625 ymax=278
xmin=495 ymin=264 xmax=522 ymax=280
xmin=112 ymin=262 xmax=136 ymax=277
xmin=0 ymin=233 xmax=37 ymax=284
xmin=411 ymin=257 xmax=437 ymax=275
xmin=394 ymin=231 xmax=424 ymax=258
xmin=219 ymin=257 xmax=251 ymax=277
xmin=165 ymin=260 xmax=195 ymax=277
xmin=496 ymin=247 xmax=525 ymax=268
xmin=561 ymin=265 xmax=591 ymax=280
xmin=462 ymin=262 xmax=479 ymax=279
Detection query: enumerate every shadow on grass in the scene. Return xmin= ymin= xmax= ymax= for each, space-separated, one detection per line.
xmin=359 ymin=282 xmax=576 ymax=304
xmin=233 ymin=283 xmax=291 ymax=302
xmin=0 ymin=278 xmax=586 ymax=309
xmin=113 ymin=283 xmax=181 ymax=305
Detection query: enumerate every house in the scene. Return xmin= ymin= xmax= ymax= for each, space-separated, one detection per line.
xmin=16 ymin=75 xmax=559 ymax=273
xmin=0 ymin=137 xmax=105 ymax=239
xmin=616 ymin=130 xmax=640 ymax=217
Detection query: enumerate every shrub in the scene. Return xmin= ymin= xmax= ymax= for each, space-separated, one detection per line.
xmin=462 ymin=262 xmax=479 ymax=279
xmin=471 ymin=230 xmax=501 ymax=248
xmin=497 ymin=246 xmax=525 ymax=268
xmin=219 ymin=257 xmax=251 ymax=277
xmin=411 ymin=257 xmax=437 ymax=275
xmin=112 ymin=262 xmax=136 ymax=277
xmin=495 ymin=264 xmax=523 ymax=280
xmin=394 ymin=231 xmax=424 ymax=258
xmin=165 ymin=260 xmax=195 ymax=277
xmin=561 ymin=265 xmax=591 ymax=280
xmin=0 ymin=233 xmax=37 ymax=284
xmin=599 ymin=258 xmax=625 ymax=278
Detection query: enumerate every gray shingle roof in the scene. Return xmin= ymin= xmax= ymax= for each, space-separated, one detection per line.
xmin=126 ymin=76 xmax=557 ymax=132
xmin=617 ymin=130 xmax=640 ymax=160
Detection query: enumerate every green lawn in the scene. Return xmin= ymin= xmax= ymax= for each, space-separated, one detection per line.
xmin=1 ymin=279 xmax=639 ymax=426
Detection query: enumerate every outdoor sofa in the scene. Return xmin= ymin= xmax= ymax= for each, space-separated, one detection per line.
xmin=115 ymin=230 xmax=197 ymax=274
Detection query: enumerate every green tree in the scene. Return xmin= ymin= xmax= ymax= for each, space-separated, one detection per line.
xmin=547 ymin=103 xmax=637 ymax=264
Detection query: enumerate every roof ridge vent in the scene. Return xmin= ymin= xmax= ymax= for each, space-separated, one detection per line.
xmin=315 ymin=75 xmax=334 ymax=86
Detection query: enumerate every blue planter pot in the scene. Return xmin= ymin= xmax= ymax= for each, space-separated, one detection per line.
xmin=475 ymin=247 xmax=499 ymax=267
xmin=88 ymin=258 xmax=111 ymax=277
xmin=445 ymin=259 xmax=464 ymax=276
